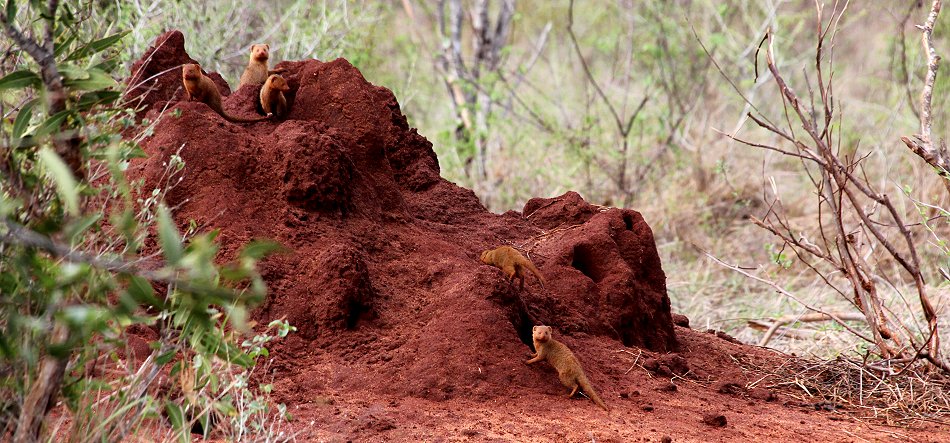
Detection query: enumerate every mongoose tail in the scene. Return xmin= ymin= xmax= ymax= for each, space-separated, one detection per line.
xmin=522 ymin=260 xmax=545 ymax=288
xmin=578 ymin=373 xmax=608 ymax=411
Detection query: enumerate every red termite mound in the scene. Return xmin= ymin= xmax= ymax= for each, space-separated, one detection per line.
xmin=125 ymin=30 xmax=676 ymax=403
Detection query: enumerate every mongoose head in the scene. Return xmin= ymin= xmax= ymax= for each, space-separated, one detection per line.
xmin=532 ymin=325 xmax=553 ymax=343
xmin=250 ymin=43 xmax=270 ymax=62
xmin=182 ymin=64 xmax=202 ymax=81
xmin=479 ymin=249 xmax=492 ymax=264
xmin=266 ymin=74 xmax=290 ymax=92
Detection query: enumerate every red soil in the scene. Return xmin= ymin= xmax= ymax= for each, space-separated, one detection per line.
xmin=122 ymin=31 xmax=948 ymax=442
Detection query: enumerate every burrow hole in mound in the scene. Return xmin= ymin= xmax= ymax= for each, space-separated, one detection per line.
xmin=491 ymin=287 xmax=537 ymax=350
xmin=345 ymin=298 xmax=372 ymax=329
xmin=571 ymin=244 xmax=606 ymax=282
xmin=513 ymin=301 xmax=536 ymax=350
xmin=623 ymin=213 xmax=635 ymax=231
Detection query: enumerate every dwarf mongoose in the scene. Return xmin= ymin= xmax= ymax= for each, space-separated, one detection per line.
xmin=239 ymin=43 xmax=271 ymax=87
xmin=480 ymin=245 xmax=545 ymax=290
xmin=181 ymin=64 xmax=268 ymax=123
xmin=526 ymin=325 xmax=608 ymax=411
xmin=260 ymin=74 xmax=290 ymax=118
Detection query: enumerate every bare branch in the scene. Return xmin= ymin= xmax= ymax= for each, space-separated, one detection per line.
xmin=901 ymin=0 xmax=950 ymax=196
xmin=699 ymin=247 xmax=875 ymax=344
xmin=0 ymin=3 xmax=83 ymax=179
xmin=566 ymin=0 xmax=647 ymax=138
xmin=1 ymin=219 xmax=243 ymax=299
xmin=749 ymin=311 xmax=867 ymax=347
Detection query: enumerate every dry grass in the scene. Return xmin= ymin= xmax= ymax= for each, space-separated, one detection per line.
xmin=742 ymin=354 xmax=950 ymax=427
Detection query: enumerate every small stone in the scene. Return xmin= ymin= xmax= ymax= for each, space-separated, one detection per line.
xmin=702 ymin=412 xmax=727 ymax=427
xmin=671 ymin=313 xmax=690 ymax=327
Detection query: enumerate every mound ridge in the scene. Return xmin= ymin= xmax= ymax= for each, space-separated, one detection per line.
xmin=124 ymin=30 xmax=676 ymax=403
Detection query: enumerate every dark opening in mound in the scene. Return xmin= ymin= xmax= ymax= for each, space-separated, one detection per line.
xmin=487 ymin=282 xmax=538 ymax=349
xmin=571 ymin=243 xmax=605 ymax=282
xmin=623 ymin=212 xmax=635 ymax=231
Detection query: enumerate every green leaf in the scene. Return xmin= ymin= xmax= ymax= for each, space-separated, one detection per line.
xmin=5 ymin=1 xmax=14 ymax=30
xmin=0 ymin=70 xmax=41 ymax=90
xmin=53 ymin=34 xmax=76 ymax=58
xmin=156 ymin=350 xmax=177 ymax=366
xmin=12 ymin=98 xmax=38 ymax=139
xmin=240 ymin=239 xmax=285 ymax=260
xmin=38 ymin=148 xmax=79 ymax=216
xmin=197 ymin=413 xmax=209 ymax=438
xmin=118 ymin=291 xmax=139 ymax=314
xmin=127 ymin=275 xmax=163 ymax=308
xmin=164 ymin=402 xmax=189 ymax=443
xmin=76 ymin=90 xmax=121 ymax=109
xmin=61 ymin=305 xmax=110 ymax=330
xmin=64 ymin=213 xmax=100 ymax=244
xmin=32 ymin=110 xmax=72 ymax=139
xmin=67 ymin=31 xmax=129 ymax=61
xmin=156 ymin=205 xmax=183 ymax=265
xmin=59 ymin=65 xmax=90 ymax=81
xmin=62 ymin=67 xmax=116 ymax=91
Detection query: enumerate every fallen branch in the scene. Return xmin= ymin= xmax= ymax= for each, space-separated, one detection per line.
xmin=699 ymin=246 xmax=876 ymax=345
xmin=748 ymin=312 xmax=867 ymax=346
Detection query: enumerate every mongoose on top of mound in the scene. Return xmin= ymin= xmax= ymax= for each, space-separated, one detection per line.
xmin=526 ymin=325 xmax=608 ymax=411
xmin=239 ymin=43 xmax=271 ymax=87
xmin=181 ymin=64 xmax=268 ymax=124
xmin=480 ymin=245 xmax=545 ymax=290
xmin=260 ymin=74 xmax=290 ymax=118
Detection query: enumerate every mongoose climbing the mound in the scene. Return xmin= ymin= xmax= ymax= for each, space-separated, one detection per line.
xmin=260 ymin=74 xmax=290 ymax=118
xmin=181 ymin=64 xmax=268 ymax=123
xmin=526 ymin=325 xmax=608 ymax=411
xmin=480 ymin=245 xmax=545 ymax=290
xmin=239 ymin=43 xmax=271 ymax=87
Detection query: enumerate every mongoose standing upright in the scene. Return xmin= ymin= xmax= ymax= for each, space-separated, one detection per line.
xmin=181 ymin=64 xmax=268 ymax=124
xmin=480 ymin=245 xmax=545 ymax=290
xmin=526 ymin=325 xmax=608 ymax=411
xmin=239 ymin=43 xmax=270 ymax=87
xmin=260 ymin=74 xmax=290 ymax=118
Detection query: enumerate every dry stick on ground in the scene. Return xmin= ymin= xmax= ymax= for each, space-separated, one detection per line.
xmin=715 ymin=0 xmax=949 ymax=373
xmin=748 ymin=312 xmax=867 ymax=347
xmin=739 ymin=353 xmax=950 ymax=426
xmin=900 ymin=0 xmax=950 ymax=197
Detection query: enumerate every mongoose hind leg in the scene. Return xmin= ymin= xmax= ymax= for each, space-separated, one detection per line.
xmin=502 ymin=264 xmax=517 ymax=282
xmin=567 ymin=384 xmax=580 ymax=398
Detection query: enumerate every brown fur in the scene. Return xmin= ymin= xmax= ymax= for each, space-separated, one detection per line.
xmin=181 ymin=64 xmax=268 ymax=123
xmin=526 ymin=325 xmax=608 ymax=411
xmin=239 ymin=44 xmax=270 ymax=87
xmin=260 ymin=74 xmax=290 ymax=118
xmin=480 ymin=245 xmax=545 ymax=290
